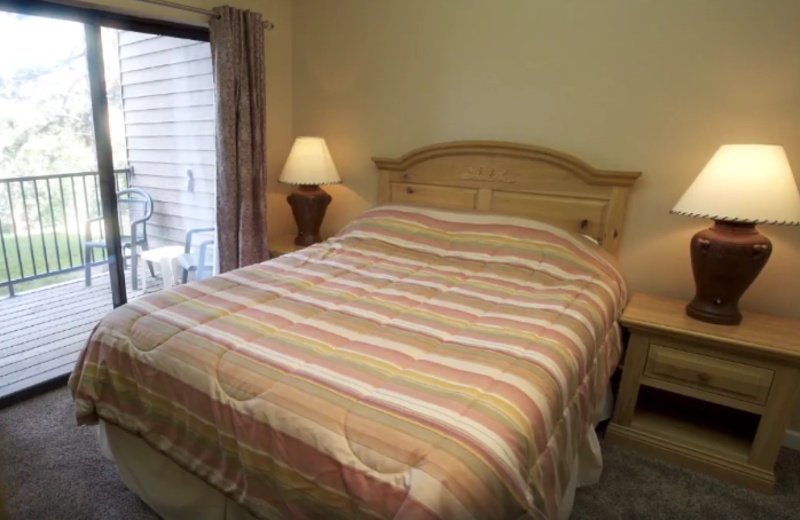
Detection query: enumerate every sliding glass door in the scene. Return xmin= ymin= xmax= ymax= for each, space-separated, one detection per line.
xmin=100 ymin=26 xmax=217 ymax=294
xmin=0 ymin=0 xmax=214 ymax=400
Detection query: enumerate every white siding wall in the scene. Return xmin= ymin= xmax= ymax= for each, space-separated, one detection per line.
xmin=118 ymin=31 xmax=215 ymax=248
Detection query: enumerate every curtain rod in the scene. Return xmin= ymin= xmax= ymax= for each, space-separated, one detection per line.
xmin=131 ymin=0 xmax=275 ymax=30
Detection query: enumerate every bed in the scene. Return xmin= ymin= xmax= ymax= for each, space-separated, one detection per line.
xmin=70 ymin=141 xmax=640 ymax=520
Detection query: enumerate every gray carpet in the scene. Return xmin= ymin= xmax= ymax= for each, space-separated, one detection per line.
xmin=1 ymin=387 xmax=798 ymax=519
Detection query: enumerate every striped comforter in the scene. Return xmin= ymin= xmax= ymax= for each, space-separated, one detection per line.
xmin=70 ymin=205 xmax=626 ymax=520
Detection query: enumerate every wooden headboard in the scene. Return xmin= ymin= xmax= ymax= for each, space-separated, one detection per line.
xmin=372 ymin=141 xmax=641 ymax=255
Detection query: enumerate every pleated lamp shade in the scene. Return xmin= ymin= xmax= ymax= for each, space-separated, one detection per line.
xmin=671 ymin=145 xmax=800 ymax=226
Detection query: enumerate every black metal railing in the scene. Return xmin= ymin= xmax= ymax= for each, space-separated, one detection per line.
xmin=0 ymin=168 xmax=130 ymax=297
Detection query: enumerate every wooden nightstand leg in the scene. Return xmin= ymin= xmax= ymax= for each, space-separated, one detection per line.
xmin=612 ymin=333 xmax=651 ymax=426
xmin=749 ymin=367 xmax=800 ymax=469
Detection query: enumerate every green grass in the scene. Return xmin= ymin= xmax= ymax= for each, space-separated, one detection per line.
xmin=0 ymin=229 xmax=102 ymax=297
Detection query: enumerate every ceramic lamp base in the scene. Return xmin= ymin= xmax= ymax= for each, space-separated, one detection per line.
xmin=287 ymin=185 xmax=332 ymax=247
xmin=686 ymin=220 xmax=772 ymax=325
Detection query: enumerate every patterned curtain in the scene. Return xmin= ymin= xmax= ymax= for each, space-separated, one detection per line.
xmin=210 ymin=6 xmax=269 ymax=273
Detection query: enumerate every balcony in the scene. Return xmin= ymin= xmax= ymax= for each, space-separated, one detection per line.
xmin=0 ymin=269 xmax=162 ymax=400
xmin=0 ymin=169 xmax=168 ymax=399
xmin=0 ymin=169 xmax=130 ymax=297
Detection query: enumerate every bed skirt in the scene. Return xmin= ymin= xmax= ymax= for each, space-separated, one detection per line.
xmin=96 ymin=390 xmax=612 ymax=520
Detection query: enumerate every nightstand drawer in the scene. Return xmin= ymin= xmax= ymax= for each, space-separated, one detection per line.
xmin=645 ymin=344 xmax=774 ymax=405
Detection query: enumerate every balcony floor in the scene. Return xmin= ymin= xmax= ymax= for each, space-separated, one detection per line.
xmin=0 ymin=271 xmax=163 ymax=400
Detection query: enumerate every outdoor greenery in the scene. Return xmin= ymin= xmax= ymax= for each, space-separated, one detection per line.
xmin=0 ymin=231 xmax=92 ymax=297
xmin=0 ymin=13 xmax=127 ymax=295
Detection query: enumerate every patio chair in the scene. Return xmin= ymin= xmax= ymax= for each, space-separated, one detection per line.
xmin=177 ymin=227 xmax=215 ymax=283
xmin=84 ymin=188 xmax=156 ymax=290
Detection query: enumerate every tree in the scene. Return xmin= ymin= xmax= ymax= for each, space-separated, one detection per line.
xmin=0 ymin=14 xmax=126 ymax=179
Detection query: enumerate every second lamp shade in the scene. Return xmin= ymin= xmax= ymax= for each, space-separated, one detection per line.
xmin=279 ymin=137 xmax=341 ymax=186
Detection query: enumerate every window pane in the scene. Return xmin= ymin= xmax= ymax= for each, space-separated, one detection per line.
xmin=104 ymin=28 xmax=217 ymax=292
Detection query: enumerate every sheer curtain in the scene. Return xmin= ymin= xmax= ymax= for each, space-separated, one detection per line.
xmin=210 ymin=6 xmax=269 ymax=273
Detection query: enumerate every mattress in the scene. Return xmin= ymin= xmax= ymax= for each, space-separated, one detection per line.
xmin=70 ymin=205 xmax=626 ymax=520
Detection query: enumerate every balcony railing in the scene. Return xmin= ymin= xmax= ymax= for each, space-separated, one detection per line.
xmin=0 ymin=169 xmax=130 ymax=297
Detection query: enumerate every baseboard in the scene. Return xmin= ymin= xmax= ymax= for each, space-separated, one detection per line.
xmin=784 ymin=430 xmax=800 ymax=451
xmin=0 ymin=374 xmax=69 ymax=410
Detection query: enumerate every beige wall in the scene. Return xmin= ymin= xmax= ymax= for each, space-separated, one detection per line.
xmin=78 ymin=0 xmax=295 ymax=233
xmin=292 ymin=0 xmax=800 ymax=320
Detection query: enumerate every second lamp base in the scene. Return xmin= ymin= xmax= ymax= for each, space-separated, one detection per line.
xmin=287 ymin=185 xmax=332 ymax=246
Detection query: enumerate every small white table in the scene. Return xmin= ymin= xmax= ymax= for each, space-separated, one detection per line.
xmin=139 ymin=245 xmax=185 ymax=293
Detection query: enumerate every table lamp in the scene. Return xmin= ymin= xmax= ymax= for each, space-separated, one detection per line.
xmin=279 ymin=137 xmax=342 ymax=246
xmin=671 ymin=144 xmax=800 ymax=325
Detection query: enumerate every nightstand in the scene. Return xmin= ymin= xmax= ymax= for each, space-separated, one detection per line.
xmin=269 ymin=234 xmax=310 ymax=258
xmin=607 ymin=293 xmax=800 ymax=492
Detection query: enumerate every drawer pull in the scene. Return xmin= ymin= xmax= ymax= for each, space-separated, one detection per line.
xmin=406 ymin=186 xmax=415 ymax=194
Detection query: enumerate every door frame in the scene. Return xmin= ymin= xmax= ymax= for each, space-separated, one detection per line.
xmin=84 ymin=23 xmax=127 ymax=307
xmin=0 ymin=0 xmax=209 ymax=41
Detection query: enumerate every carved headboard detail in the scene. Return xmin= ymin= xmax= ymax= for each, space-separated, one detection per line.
xmin=372 ymin=141 xmax=641 ymax=255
